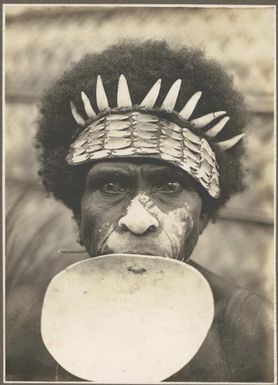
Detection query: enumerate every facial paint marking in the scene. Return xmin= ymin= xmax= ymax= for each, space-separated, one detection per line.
xmin=137 ymin=193 xmax=194 ymax=259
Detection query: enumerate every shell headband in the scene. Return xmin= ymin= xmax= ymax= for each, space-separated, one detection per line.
xmin=66 ymin=75 xmax=244 ymax=198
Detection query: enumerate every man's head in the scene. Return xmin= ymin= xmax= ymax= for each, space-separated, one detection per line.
xmin=79 ymin=159 xmax=208 ymax=261
xmin=36 ymin=39 xmax=246 ymax=260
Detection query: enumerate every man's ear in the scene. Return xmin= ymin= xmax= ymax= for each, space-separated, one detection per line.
xmin=198 ymin=212 xmax=210 ymax=235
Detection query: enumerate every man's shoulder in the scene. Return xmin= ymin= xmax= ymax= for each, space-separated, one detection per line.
xmin=188 ymin=259 xmax=273 ymax=337
xmin=189 ymin=260 xmax=244 ymax=301
xmin=188 ymin=260 xmax=274 ymax=382
xmin=188 ymin=259 xmax=272 ymax=313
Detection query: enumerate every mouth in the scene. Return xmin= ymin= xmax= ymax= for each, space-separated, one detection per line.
xmin=99 ymin=231 xmax=174 ymax=259
xmin=119 ymin=250 xmax=167 ymax=257
xmin=100 ymin=248 xmax=159 ymax=257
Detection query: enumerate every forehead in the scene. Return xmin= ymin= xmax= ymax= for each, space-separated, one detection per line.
xmin=86 ymin=159 xmax=187 ymax=179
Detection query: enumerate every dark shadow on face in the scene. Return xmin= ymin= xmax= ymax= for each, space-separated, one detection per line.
xmin=79 ymin=159 xmax=209 ymax=261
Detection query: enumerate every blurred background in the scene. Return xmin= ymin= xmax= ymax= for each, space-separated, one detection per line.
xmin=5 ymin=5 xmax=275 ymax=300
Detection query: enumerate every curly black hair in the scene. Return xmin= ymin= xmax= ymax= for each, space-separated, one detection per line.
xmin=36 ymin=39 xmax=246 ymax=216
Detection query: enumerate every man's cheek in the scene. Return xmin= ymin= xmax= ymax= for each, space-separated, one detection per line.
xmin=80 ymin=212 xmax=111 ymax=256
xmin=155 ymin=205 xmax=194 ymax=259
xmin=179 ymin=216 xmax=201 ymax=261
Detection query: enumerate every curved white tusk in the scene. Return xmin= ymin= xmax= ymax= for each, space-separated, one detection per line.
xmin=215 ymin=133 xmax=245 ymax=151
xmin=70 ymin=101 xmax=85 ymax=126
xmin=140 ymin=79 xmax=162 ymax=108
xmin=117 ymin=74 xmax=132 ymax=107
xmin=190 ymin=111 xmax=226 ymax=129
xmin=179 ymin=91 xmax=202 ymax=120
xmin=205 ymin=116 xmax=230 ymax=138
xmin=81 ymin=91 xmax=96 ymax=118
xmin=160 ymin=79 xmax=182 ymax=110
xmin=96 ymin=75 xmax=109 ymax=111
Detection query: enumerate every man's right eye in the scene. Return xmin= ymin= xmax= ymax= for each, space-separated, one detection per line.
xmin=100 ymin=182 xmax=128 ymax=194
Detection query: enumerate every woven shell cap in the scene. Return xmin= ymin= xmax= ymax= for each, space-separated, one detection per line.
xmin=67 ymin=110 xmax=220 ymax=198
xmin=67 ymin=74 xmax=245 ymax=198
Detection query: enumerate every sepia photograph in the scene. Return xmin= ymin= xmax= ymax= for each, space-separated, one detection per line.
xmin=4 ymin=3 xmax=276 ymax=383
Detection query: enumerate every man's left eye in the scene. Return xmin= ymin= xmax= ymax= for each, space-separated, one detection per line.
xmin=155 ymin=182 xmax=183 ymax=193
xmin=101 ymin=182 xmax=128 ymax=194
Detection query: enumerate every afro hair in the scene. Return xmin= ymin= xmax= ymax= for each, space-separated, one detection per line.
xmin=36 ymin=39 xmax=247 ymax=216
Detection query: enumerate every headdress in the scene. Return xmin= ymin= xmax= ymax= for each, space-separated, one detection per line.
xmin=66 ymin=75 xmax=244 ymax=198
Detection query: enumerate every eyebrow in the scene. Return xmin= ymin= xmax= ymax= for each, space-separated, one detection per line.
xmin=85 ymin=163 xmax=197 ymax=189
xmin=142 ymin=167 xmax=189 ymax=182
xmin=145 ymin=168 xmax=200 ymax=193
xmin=86 ymin=168 xmax=131 ymax=181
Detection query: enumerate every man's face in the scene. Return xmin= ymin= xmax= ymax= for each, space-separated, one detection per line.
xmin=79 ymin=160 xmax=208 ymax=261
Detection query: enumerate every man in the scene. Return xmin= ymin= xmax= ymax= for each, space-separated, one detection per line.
xmin=6 ymin=40 xmax=273 ymax=382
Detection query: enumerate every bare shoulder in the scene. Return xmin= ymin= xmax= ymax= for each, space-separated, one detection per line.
xmin=189 ymin=260 xmax=274 ymax=382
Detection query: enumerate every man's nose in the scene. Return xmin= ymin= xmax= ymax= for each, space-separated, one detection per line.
xmin=118 ymin=200 xmax=159 ymax=235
